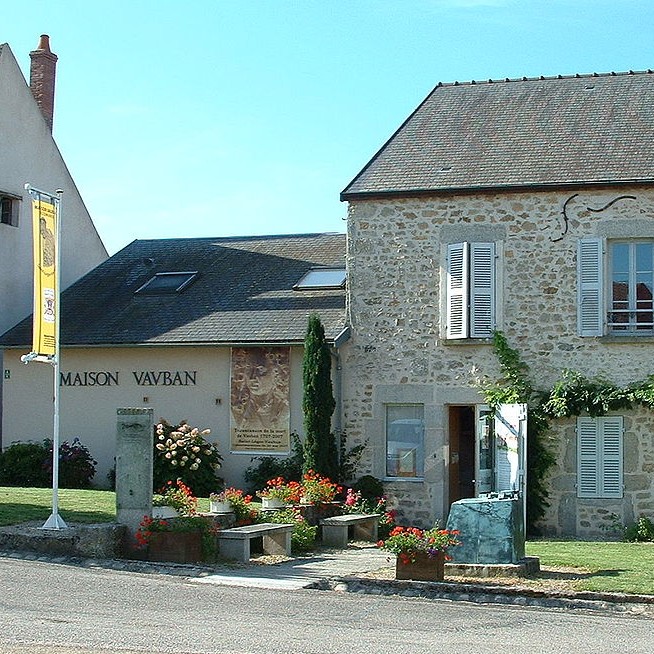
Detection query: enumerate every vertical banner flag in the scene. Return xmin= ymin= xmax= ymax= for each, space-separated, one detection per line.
xmin=30 ymin=190 xmax=58 ymax=358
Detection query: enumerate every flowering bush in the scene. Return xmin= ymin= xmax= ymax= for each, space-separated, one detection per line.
xmin=377 ymin=525 xmax=461 ymax=564
xmin=153 ymin=419 xmax=223 ymax=496
xmin=300 ymin=470 xmax=341 ymax=503
xmin=210 ymin=487 xmax=258 ymax=525
xmin=257 ymin=477 xmax=302 ymax=504
xmin=263 ymin=507 xmax=317 ymax=553
xmin=152 ymin=479 xmax=198 ymax=516
xmin=135 ymin=514 xmax=219 ymax=560
xmin=343 ymin=488 xmax=397 ymax=539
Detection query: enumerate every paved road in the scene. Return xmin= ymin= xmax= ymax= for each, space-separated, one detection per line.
xmin=0 ymin=556 xmax=652 ymax=654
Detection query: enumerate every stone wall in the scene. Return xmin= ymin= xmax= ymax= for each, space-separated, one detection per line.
xmin=342 ymin=185 xmax=654 ymax=536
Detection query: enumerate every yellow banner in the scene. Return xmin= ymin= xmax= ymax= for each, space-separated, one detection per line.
xmin=31 ymin=195 xmax=58 ymax=357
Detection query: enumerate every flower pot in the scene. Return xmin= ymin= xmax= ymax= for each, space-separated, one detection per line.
xmin=147 ymin=530 xmax=203 ymax=564
xmin=209 ymin=500 xmax=232 ymax=513
xmin=152 ymin=506 xmax=179 ymax=519
xmin=395 ymin=550 xmax=445 ymax=581
xmin=261 ymin=497 xmax=286 ymax=510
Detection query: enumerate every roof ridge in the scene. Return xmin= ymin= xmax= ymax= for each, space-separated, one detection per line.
xmin=133 ymin=232 xmax=345 ymax=244
xmin=436 ymin=69 xmax=654 ymax=88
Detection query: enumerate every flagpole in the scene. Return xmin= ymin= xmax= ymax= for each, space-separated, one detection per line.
xmin=40 ymin=188 xmax=67 ymax=530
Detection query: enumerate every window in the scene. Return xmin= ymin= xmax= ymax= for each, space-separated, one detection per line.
xmin=446 ymin=242 xmax=496 ymax=339
xmin=576 ymin=416 xmax=623 ymax=499
xmin=386 ymin=404 xmax=424 ymax=478
xmin=578 ymin=238 xmax=654 ymax=336
xmin=294 ymin=268 xmax=346 ymax=290
xmin=0 ymin=194 xmax=19 ymax=226
xmin=135 ymin=271 xmax=197 ymax=294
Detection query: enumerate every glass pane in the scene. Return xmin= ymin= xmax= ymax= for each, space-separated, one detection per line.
xmin=295 ymin=269 xmax=346 ymax=289
xmin=386 ymin=405 xmax=424 ymax=478
xmin=610 ymin=243 xmax=629 ymax=274
xmin=636 ymin=243 xmax=653 ymax=273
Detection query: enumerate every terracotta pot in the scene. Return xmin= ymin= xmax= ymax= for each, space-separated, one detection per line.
xmin=148 ymin=530 xmax=203 ymax=564
xmin=395 ymin=550 xmax=445 ymax=581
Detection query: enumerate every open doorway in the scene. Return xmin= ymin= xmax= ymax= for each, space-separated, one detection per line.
xmin=448 ymin=406 xmax=476 ymax=503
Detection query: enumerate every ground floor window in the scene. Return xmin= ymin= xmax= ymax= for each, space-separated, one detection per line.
xmin=577 ymin=416 xmax=623 ymax=498
xmin=386 ymin=404 xmax=424 ymax=478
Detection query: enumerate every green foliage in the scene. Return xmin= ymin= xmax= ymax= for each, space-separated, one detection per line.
xmin=243 ymin=433 xmax=304 ymax=495
xmin=351 ymin=474 xmax=384 ymax=499
xmin=0 ymin=440 xmax=50 ymax=487
xmin=302 ymin=314 xmax=336 ymax=477
xmin=153 ymin=419 xmax=223 ymax=497
xmin=0 ymin=438 xmax=97 ymax=489
xmin=263 ymin=507 xmax=318 ymax=553
xmin=335 ymin=431 xmax=367 ymax=483
xmin=624 ymin=516 xmax=654 ymax=542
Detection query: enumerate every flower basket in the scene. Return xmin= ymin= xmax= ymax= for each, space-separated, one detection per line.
xmin=148 ymin=530 xmax=203 ymax=564
xmin=395 ymin=550 xmax=445 ymax=581
xmin=152 ymin=506 xmax=179 ymax=519
xmin=209 ymin=500 xmax=232 ymax=513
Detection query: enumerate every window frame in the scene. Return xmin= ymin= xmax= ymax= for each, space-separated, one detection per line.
xmin=445 ymin=241 xmax=497 ymax=339
xmin=384 ymin=403 xmax=425 ymax=480
xmin=0 ymin=193 xmax=20 ymax=227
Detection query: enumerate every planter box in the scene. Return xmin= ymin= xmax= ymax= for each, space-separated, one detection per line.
xmin=395 ymin=551 xmax=445 ymax=581
xmin=261 ymin=497 xmax=287 ymax=510
xmin=209 ymin=500 xmax=233 ymax=514
xmin=148 ymin=531 xmax=203 ymax=564
xmin=152 ymin=506 xmax=179 ymax=519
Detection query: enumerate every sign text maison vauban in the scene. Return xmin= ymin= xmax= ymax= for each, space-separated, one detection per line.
xmin=59 ymin=370 xmax=198 ymax=387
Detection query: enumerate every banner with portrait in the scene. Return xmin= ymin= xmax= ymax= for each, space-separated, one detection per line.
xmin=30 ymin=190 xmax=58 ymax=358
xmin=230 ymin=346 xmax=291 ymax=453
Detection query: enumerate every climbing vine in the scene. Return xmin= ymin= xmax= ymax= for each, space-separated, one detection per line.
xmin=478 ymin=331 xmax=654 ymax=535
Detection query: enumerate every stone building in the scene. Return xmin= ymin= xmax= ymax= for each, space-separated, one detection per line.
xmin=340 ymin=71 xmax=654 ymax=538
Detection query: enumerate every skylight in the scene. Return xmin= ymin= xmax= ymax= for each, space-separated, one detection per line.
xmin=294 ymin=268 xmax=346 ymax=290
xmin=135 ymin=271 xmax=198 ymax=295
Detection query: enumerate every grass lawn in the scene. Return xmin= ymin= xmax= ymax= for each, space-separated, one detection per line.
xmin=527 ymin=540 xmax=654 ymax=595
xmin=1 ymin=487 xmax=652 ymax=595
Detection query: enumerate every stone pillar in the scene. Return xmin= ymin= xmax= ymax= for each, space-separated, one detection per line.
xmin=115 ymin=408 xmax=153 ymax=551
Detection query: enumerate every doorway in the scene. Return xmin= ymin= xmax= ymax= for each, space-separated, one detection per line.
xmin=448 ymin=406 xmax=475 ymax=503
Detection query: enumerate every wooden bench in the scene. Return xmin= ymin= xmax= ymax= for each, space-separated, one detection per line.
xmin=217 ymin=522 xmax=294 ymax=563
xmin=320 ymin=513 xmax=379 ymax=548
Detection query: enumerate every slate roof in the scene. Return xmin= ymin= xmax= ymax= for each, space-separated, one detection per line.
xmin=341 ymin=71 xmax=654 ymax=199
xmin=0 ymin=233 xmax=347 ymax=347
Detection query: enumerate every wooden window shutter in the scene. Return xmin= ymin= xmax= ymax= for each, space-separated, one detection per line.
xmin=577 ymin=417 xmax=599 ymax=497
xmin=600 ymin=416 xmax=623 ymax=498
xmin=446 ymin=242 xmax=468 ymax=339
xmin=470 ymin=242 xmax=495 ymax=338
xmin=577 ymin=238 xmax=604 ymax=336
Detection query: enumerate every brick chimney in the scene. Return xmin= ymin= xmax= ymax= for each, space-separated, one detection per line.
xmin=29 ymin=34 xmax=58 ymax=132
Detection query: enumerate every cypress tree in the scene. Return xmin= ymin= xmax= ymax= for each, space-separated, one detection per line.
xmin=302 ymin=313 xmax=336 ymax=476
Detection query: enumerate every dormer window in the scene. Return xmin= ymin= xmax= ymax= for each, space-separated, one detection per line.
xmin=294 ymin=268 xmax=346 ymax=290
xmin=135 ymin=271 xmax=197 ymax=295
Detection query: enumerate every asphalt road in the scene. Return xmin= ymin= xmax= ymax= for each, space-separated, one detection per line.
xmin=0 ymin=556 xmax=652 ymax=654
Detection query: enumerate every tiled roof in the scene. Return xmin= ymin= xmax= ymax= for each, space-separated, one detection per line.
xmin=0 ymin=233 xmax=346 ymax=347
xmin=342 ymin=71 xmax=654 ymax=198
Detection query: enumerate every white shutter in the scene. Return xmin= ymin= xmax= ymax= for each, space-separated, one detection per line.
xmin=577 ymin=417 xmax=599 ymax=497
xmin=600 ymin=416 xmax=623 ymax=498
xmin=446 ymin=242 xmax=468 ymax=339
xmin=577 ymin=238 xmax=604 ymax=337
xmin=470 ymin=242 xmax=495 ymax=338
xmin=577 ymin=416 xmax=623 ymax=498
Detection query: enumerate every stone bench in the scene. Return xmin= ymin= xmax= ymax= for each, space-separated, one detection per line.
xmin=217 ymin=522 xmax=294 ymax=563
xmin=320 ymin=513 xmax=379 ymax=548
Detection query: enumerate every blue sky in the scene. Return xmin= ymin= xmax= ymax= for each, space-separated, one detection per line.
xmin=4 ymin=0 xmax=654 ymax=254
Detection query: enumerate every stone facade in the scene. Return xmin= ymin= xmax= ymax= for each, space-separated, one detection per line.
xmin=341 ymin=185 xmax=654 ymax=537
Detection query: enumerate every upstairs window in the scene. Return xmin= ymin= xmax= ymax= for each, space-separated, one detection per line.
xmin=294 ymin=267 xmax=346 ymax=290
xmin=577 ymin=238 xmax=654 ymax=336
xmin=446 ymin=242 xmax=496 ymax=339
xmin=0 ymin=194 xmax=19 ymax=226
xmin=135 ymin=271 xmax=197 ymax=295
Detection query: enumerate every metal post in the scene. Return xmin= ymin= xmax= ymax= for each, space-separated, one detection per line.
xmin=41 ymin=189 xmax=67 ymax=530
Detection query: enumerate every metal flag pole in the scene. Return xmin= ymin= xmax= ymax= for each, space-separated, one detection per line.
xmin=21 ymin=184 xmax=67 ymax=529
xmin=41 ymin=188 xmax=67 ymax=530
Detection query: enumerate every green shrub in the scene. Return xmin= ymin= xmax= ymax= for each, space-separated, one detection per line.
xmin=0 ymin=440 xmax=50 ymax=487
xmin=351 ymin=475 xmax=384 ymax=499
xmin=624 ymin=516 xmax=654 ymax=542
xmin=0 ymin=438 xmax=97 ymax=488
xmin=243 ymin=433 xmax=303 ymax=495
xmin=153 ymin=419 xmax=223 ymax=497
xmin=263 ymin=507 xmax=317 ymax=553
